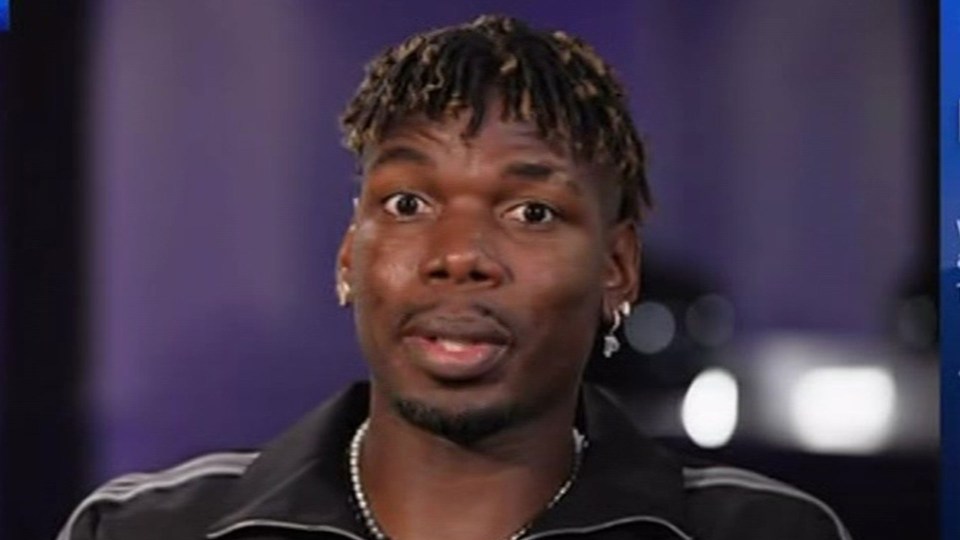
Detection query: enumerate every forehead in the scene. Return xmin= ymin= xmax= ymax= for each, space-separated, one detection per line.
xmin=359 ymin=100 xmax=620 ymax=216
xmin=361 ymin=112 xmax=622 ymax=221
xmin=370 ymin=108 xmax=568 ymax=162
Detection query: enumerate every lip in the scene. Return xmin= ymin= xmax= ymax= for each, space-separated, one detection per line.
xmin=401 ymin=313 xmax=513 ymax=381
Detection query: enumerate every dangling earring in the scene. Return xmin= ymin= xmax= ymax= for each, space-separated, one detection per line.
xmin=603 ymin=301 xmax=632 ymax=358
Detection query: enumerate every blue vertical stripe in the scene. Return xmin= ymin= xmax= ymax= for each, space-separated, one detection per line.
xmin=0 ymin=0 xmax=8 ymax=31
xmin=942 ymin=1 xmax=960 ymax=539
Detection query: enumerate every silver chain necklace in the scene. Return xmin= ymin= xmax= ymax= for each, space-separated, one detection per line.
xmin=348 ymin=419 xmax=587 ymax=540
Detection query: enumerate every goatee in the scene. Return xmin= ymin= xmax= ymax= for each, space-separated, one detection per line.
xmin=391 ymin=397 xmax=521 ymax=446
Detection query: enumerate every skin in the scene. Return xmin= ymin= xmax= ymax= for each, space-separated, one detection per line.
xmin=337 ymin=100 xmax=640 ymax=540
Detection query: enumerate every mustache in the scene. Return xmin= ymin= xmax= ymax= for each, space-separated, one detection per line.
xmin=396 ymin=299 xmax=516 ymax=341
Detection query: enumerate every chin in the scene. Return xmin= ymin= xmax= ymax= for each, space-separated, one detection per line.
xmin=390 ymin=393 xmax=524 ymax=446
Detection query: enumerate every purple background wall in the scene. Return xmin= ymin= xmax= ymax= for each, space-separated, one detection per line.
xmin=88 ymin=0 xmax=925 ymax=480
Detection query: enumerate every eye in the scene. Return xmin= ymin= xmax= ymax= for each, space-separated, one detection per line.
xmin=504 ymin=201 xmax=559 ymax=225
xmin=383 ymin=192 xmax=431 ymax=217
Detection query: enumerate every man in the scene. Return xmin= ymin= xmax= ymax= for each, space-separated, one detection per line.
xmin=59 ymin=15 xmax=850 ymax=540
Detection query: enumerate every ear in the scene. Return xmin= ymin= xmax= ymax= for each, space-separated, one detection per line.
xmin=602 ymin=220 xmax=641 ymax=319
xmin=335 ymin=223 xmax=357 ymax=303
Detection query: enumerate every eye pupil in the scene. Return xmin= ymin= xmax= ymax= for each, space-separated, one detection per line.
xmin=524 ymin=204 xmax=549 ymax=223
xmin=396 ymin=194 xmax=419 ymax=215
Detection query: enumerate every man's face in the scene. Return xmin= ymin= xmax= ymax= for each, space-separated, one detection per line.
xmin=338 ymin=104 xmax=638 ymax=442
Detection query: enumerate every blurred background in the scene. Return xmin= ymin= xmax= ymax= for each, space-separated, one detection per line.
xmin=0 ymin=1 xmax=938 ymax=539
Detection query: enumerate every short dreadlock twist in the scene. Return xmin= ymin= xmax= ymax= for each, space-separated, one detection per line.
xmin=340 ymin=14 xmax=651 ymax=222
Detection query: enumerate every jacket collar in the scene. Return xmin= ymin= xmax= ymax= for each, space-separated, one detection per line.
xmin=206 ymin=382 xmax=690 ymax=539
xmin=526 ymin=384 xmax=688 ymax=535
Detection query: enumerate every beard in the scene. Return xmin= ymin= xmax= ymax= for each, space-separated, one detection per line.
xmin=390 ymin=396 xmax=524 ymax=446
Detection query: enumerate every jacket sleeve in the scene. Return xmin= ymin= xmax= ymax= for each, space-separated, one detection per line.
xmin=683 ymin=466 xmax=852 ymax=540
xmin=783 ymin=501 xmax=852 ymax=540
xmin=55 ymin=500 xmax=103 ymax=540
xmin=686 ymin=491 xmax=852 ymax=540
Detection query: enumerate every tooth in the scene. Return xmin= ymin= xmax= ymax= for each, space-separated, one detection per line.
xmin=438 ymin=339 xmax=469 ymax=352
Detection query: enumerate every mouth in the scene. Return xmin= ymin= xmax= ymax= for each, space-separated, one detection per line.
xmin=401 ymin=315 xmax=512 ymax=381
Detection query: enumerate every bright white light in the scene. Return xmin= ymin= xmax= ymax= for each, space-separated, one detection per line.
xmin=681 ymin=368 xmax=739 ymax=448
xmin=789 ymin=367 xmax=896 ymax=454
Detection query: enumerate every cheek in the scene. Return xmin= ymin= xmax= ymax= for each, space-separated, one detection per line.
xmin=505 ymin=237 xmax=606 ymax=376
xmin=349 ymin=226 xmax=425 ymax=373
xmin=351 ymin=226 xmax=421 ymax=305
xmin=513 ymin=239 xmax=605 ymax=312
xmin=508 ymin=240 xmax=604 ymax=398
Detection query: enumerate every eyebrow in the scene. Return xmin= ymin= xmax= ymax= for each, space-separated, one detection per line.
xmin=365 ymin=145 xmax=433 ymax=172
xmin=365 ymin=147 xmax=582 ymax=194
xmin=502 ymin=161 xmax=582 ymax=195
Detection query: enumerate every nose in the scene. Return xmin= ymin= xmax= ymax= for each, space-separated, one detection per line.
xmin=419 ymin=218 xmax=507 ymax=289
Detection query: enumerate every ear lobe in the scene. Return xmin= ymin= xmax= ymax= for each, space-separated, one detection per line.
xmin=603 ymin=220 xmax=641 ymax=311
xmin=336 ymin=224 xmax=357 ymax=303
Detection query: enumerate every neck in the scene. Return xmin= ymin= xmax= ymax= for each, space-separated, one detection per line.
xmin=356 ymin=393 xmax=581 ymax=540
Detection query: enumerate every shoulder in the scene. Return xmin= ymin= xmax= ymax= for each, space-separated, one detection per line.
xmin=681 ymin=464 xmax=851 ymax=540
xmin=57 ymin=451 xmax=259 ymax=540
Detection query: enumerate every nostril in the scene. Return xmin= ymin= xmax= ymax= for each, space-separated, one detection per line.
xmin=428 ymin=267 xmax=450 ymax=281
xmin=468 ymin=270 xmax=489 ymax=282
xmin=421 ymin=249 xmax=504 ymax=286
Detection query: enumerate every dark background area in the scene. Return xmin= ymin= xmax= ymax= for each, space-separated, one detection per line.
xmin=1 ymin=1 xmax=89 ymax=538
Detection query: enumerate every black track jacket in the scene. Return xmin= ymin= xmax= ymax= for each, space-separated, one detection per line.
xmin=58 ymin=383 xmax=851 ymax=540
